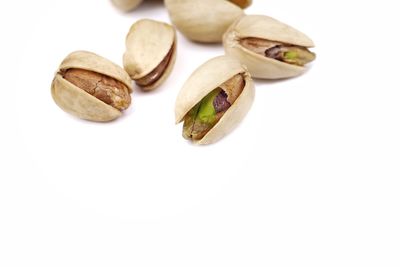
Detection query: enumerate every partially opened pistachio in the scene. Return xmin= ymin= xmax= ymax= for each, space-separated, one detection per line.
xmin=123 ymin=19 xmax=177 ymax=91
xmin=111 ymin=0 xmax=143 ymax=11
xmin=51 ymin=51 xmax=132 ymax=122
xmin=223 ymin=15 xmax=316 ymax=79
xmin=175 ymin=56 xmax=255 ymax=145
xmin=165 ymin=0 xmax=244 ymax=43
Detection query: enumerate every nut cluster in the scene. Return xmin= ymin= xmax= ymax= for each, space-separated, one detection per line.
xmin=51 ymin=19 xmax=177 ymax=122
xmin=51 ymin=0 xmax=316 ymax=144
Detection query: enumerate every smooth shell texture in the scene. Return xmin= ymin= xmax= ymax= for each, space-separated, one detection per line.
xmin=223 ymin=15 xmax=315 ymax=79
xmin=52 ymin=76 xmax=122 ymax=121
xmin=111 ymin=0 xmax=143 ymax=11
xmin=51 ymin=51 xmax=132 ymax=122
xmin=123 ymin=19 xmax=177 ymax=90
xmin=175 ymin=56 xmax=255 ymax=145
xmin=165 ymin=0 xmax=243 ymax=43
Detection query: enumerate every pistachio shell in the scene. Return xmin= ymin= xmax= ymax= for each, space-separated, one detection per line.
xmin=175 ymin=56 xmax=255 ymax=145
xmin=51 ymin=51 xmax=132 ymax=122
xmin=51 ymin=76 xmax=122 ymax=121
xmin=123 ymin=19 xmax=177 ymax=91
xmin=60 ymin=51 xmax=132 ymax=91
xmin=165 ymin=0 xmax=244 ymax=43
xmin=111 ymin=0 xmax=143 ymax=11
xmin=223 ymin=15 xmax=315 ymax=79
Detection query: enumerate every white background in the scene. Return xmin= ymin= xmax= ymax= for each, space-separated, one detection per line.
xmin=1 ymin=0 xmax=400 ymax=266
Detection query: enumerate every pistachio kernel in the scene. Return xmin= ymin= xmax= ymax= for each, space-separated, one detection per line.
xmin=183 ymin=74 xmax=245 ymax=140
xmin=61 ymin=68 xmax=131 ymax=111
xmin=240 ymin=38 xmax=316 ymax=66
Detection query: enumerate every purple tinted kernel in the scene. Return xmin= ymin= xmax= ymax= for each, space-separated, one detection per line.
xmin=213 ymin=90 xmax=231 ymax=113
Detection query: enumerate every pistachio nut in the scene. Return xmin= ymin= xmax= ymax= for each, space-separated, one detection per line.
xmin=111 ymin=0 xmax=143 ymax=11
xmin=51 ymin=51 xmax=132 ymax=122
xmin=223 ymin=15 xmax=316 ymax=79
xmin=175 ymin=56 xmax=255 ymax=145
xmin=123 ymin=19 xmax=177 ymax=91
xmin=164 ymin=0 xmax=244 ymax=43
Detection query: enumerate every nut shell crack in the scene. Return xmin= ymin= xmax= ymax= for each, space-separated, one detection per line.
xmin=240 ymin=37 xmax=316 ymax=66
xmin=62 ymin=68 xmax=131 ymax=111
xmin=182 ymin=73 xmax=245 ymax=141
xmin=135 ymin=44 xmax=175 ymax=88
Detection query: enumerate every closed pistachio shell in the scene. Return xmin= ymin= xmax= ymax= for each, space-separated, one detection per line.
xmin=51 ymin=51 xmax=132 ymax=122
xmin=175 ymin=56 xmax=255 ymax=145
xmin=111 ymin=0 xmax=143 ymax=11
xmin=223 ymin=15 xmax=316 ymax=79
xmin=165 ymin=0 xmax=244 ymax=43
xmin=123 ymin=19 xmax=177 ymax=91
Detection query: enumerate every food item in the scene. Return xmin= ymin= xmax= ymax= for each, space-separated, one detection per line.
xmin=111 ymin=0 xmax=143 ymax=11
xmin=123 ymin=19 xmax=177 ymax=91
xmin=51 ymin=51 xmax=132 ymax=122
xmin=164 ymin=0 xmax=244 ymax=43
xmin=229 ymin=0 xmax=252 ymax=8
xmin=223 ymin=15 xmax=316 ymax=79
xmin=175 ymin=56 xmax=255 ymax=144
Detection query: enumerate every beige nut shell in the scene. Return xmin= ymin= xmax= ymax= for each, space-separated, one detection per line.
xmin=165 ymin=0 xmax=244 ymax=43
xmin=175 ymin=56 xmax=255 ymax=145
xmin=111 ymin=0 xmax=143 ymax=11
xmin=123 ymin=19 xmax=177 ymax=91
xmin=223 ymin=15 xmax=315 ymax=79
xmin=51 ymin=51 xmax=133 ymax=122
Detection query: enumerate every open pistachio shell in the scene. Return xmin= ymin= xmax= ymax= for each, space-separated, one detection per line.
xmin=175 ymin=56 xmax=255 ymax=145
xmin=223 ymin=15 xmax=315 ymax=79
xmin=165 ymin=0 xmax=244 ymax=43
xmin=123 ymin=19 xmax=177 ymax=91
xmin=51 ymin=51 xmax=132 ymax=122
xmin=111 ymin=0 xmax=143 ymax=11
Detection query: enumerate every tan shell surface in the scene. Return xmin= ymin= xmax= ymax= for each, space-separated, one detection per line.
xmin=175 ymin=56 xmax=255 ymax=145
xmin=51 ymin=75 xmax=121 ymax=121
xmin=227 ymin=15 xmax=314 ymax=47
xmin=165 ymin=0 xmax=243 ymax=43
xmin=223 ymin=15 xmax=315 ymax=79
xmin=123 ymin=19 xmax=176 ymax=81
xmin=60 ymin=51 xmax=133 ymax=92
xmin=111 ymin=0 xmax=143 ymax=11
xmin=140 ymin=40 xmax=177 ymax=91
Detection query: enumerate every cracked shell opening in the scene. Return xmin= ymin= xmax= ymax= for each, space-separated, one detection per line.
xmin=240 ymin=37 xmax=316 ymax=66
xmin=182 ymin=73 xmax=245 ymax=141
xmin=135 ymin=43 xmax=175 ymax=88
xmin=61 ymin=68 xmax=131 ymax=111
